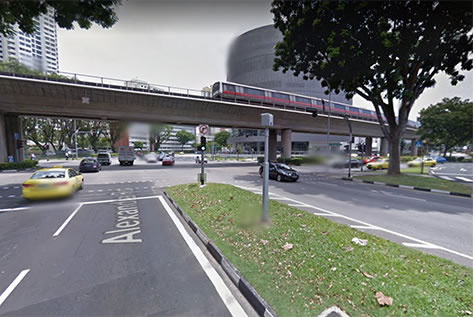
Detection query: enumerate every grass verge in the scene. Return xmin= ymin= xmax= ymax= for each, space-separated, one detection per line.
xmin=167 ymin=183 xmax=472 ymax=317
xmin=355 ymin=174 xmax=472 ymax=195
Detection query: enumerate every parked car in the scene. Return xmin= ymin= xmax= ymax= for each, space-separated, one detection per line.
xmin=157 ymin=151 xmax=166 ymax=161
xmin=362 ymin=156 xmax=381 ymax=165
xmin=22 ymin=167 xmax=83 ymax=200
xmin=79 ymin=158 xmax=101 ymax=173
xmin=97 ymin=151 xmax=112 ymax=166
xmin=332 ymin=159 xmax=362 ymax=169
xmin=259 ymin=162 xmax=299 ymax=182
xmin=367 ymin=159 xmax=390 ymax=170
xmin=431 ymin=156 xmax=447 ymax=164
xmin=407 ymin=158 xmax=437 ymax=168
xmin=162 ymin=155 xmax=175 ymax=166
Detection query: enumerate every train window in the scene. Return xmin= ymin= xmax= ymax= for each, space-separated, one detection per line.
xmin=243 ymin=87 xmax=264 ymax=96
xmin=362 ymin=109 xmax=371 ymax=115
xmin=212 ymin=82 xmax=220 ymax=94
xmin=349 ymin=107 xmax=359 ymax=113
xmin=271 ymin=92 xmax=290 ymax=100
xmin=223 ymin=84 xmax=236 ymax=92
xmin=295 ymin=96 xmax=311 ymax=104
xmin=334 ymin=104 xmax=346 ymax=110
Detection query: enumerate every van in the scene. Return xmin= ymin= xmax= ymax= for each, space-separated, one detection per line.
xmin=97 ymin=151 xmax=112 ymax=166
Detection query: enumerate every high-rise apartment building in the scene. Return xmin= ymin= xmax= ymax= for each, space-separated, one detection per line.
xmin=0 ymin=8 xmax=59 ymax=73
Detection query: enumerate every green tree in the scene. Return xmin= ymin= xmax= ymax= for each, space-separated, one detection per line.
xmin=22 ymin=117 xmax=51 ymax=153
xmin=133 ymin=141 xmax=144 ymax=150
xmin=175 ymin=130 xmax=195 ymax=151
xmin=84 ymin=121 xmax=108 ymax=152
xmin=214 ymin=131 xmax=231 ymax=150
xmin=149 ymin=124 xmax=172 ymax=151
xmin=418 ymin=97 xmax=472 ymax=157
xmin=0 ymin=0 xmax=121 ymax=36
xmin=272 ymin=0 xmax=472 ymax=175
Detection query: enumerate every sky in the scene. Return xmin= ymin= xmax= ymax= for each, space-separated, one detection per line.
xmin=57 ymin=0 xmax=473 ymax=121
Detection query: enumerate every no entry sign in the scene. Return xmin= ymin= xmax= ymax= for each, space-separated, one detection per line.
xmin=199 ymin=124 xmax=209 ymax=135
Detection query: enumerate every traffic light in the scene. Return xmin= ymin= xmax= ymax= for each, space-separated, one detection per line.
xmin=357 ymin=144 xmax=362 ymax=152
xmin=200 ymin=136 xmax=206 ymax=151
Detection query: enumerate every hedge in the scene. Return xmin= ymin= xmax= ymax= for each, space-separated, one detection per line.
xmin=276 ymin=157 xmax=303 ymax=166
xmin=0 ymin=159 xmax=38 ymax=170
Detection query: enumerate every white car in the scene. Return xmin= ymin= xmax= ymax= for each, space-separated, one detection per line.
xmin=145 ymin=153 xmax=158 ymax=163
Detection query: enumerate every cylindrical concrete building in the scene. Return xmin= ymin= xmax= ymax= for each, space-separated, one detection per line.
xmin=227 ymin=24 xmax=351 ymax=104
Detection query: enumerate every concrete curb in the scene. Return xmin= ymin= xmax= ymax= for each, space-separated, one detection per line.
xmin=341 ymin=177 xmax=472 ymax=198
xmin=162 ymin=191 xmax=278 ymax=317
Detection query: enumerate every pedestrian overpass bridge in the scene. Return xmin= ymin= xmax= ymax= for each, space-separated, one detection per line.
xmin=0 ymin=72 xmax=417 ymax=162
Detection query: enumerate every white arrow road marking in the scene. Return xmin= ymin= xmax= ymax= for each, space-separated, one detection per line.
xmin=456 ymin=177 xmax=472 ymax=183
xmin=439 ymin=176 xmax=454 ymax=181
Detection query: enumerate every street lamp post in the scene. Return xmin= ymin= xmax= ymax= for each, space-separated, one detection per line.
xmin=261 ymin=113 xmax=274 ymax=222
xmin=344 ymin=116 xmax=353 ymax=178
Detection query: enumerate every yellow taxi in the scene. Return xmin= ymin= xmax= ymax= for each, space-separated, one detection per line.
xmin=407 ymin=158 xmax=437 ymax=168
xmin=366 ymin=158 xmax=390 ymax=170
xmin=22 ymin=167 xmax=84 ymax=200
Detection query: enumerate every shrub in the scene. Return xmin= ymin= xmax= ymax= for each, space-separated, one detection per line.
xmin=400 ymin=156 xmax=419 ymax=162
xmin=277 ymin=157 xmax=303 ymax=166
xmin=0 ymin=159 xmax=38 ymax=170
xmin=446 ymin=156 xmax=466 ymax=162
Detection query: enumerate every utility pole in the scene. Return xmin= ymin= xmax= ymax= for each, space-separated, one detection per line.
xmin=344 ymin=116 xmax=353 ymax=179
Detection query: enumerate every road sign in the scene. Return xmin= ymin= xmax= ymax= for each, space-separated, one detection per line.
xmin=415 ymin=140 xmax=423 ymax=148
xmin=199 ymin=124 xmax=209 ymax=135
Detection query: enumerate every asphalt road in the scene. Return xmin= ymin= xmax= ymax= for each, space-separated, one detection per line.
xmin=0 ymin=159 xmax=472 ymax=315
xmin=0 ymin=180 xmax=256 ymax=316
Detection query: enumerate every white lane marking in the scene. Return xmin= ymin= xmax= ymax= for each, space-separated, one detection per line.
xmin=13 ymin=186 xmax=19 ymax=189
xmin=0 ymin=207 xmax=30 ymax=213
xmin=107 ymin=189 xmax=112 ymax=191
xmin=402 ymin=243 xmax=440 ymax=249
xmin=158 ymin=196 xmax=247 ymax=317
xmin=8 ymin=195 xmax=15 ymax=198
xmin=288 ymin=203 xmax=311 ymax=207
xmin=238 ymin=186 xmax=473 ymax=260
xmin=53 ymin=204 xmax=83 ymax=237
xmin=81 ymin=195 xmax=161 ymax=205
xmin=350 ymin=225 xmax=379 ymax=230
xmin=313 ymin=213 xmax=341 ymax=217
xmin=143 ymin=187 xmax=148 ymax=189
xmin=0 ymin=269 xmax=30 ymax=307
xmin=439 ymin=176 xmax=454 ymax=181
xmin=87 ymin=190 xmax=94 ymax=193
xmin=2 ymin=187 xmax=9 ymax=190
xmin=456 ymin=177 xmax=473 ymax=183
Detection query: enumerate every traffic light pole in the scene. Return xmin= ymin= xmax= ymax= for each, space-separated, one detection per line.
xmin=201 ymin=150 xmax=205 ymax=185
xmin=262 ymin=127 xmax=269 ymax=222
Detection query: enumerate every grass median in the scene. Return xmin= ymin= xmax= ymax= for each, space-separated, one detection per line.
xmin=355 ymin=174 xmax=472 ymax=195
xmin=167 ymin=183 xmax=472 ymax=317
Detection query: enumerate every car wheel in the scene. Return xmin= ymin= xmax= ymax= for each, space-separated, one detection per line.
xmin=431 ymin=164 xmax=435 ymax=167
xmin=277 ymin=175 xmax=282 ymax=182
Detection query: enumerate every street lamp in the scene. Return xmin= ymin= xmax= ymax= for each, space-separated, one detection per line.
xmin=343 ymin=115 xmax=353 ymax=178
xmin=261 ymin=113 xmax=274 ymax=222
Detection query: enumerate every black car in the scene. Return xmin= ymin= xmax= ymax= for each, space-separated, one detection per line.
xmin=332 ymin=159 xmax=362 ymax=169
xmin=259 ymin=162 xmax=299 ymax=182
xmin=79 ymin=158 xmax=101 ymax=172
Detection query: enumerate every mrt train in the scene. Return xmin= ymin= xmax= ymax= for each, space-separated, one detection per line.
xmin=211 ymin=81 xmax=419 ymax=129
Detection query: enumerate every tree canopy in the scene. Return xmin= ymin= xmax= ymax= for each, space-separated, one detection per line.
xmin=149 ymin=124 xmax=172 ymax=152
xmin=0 ymin=0 xmax=121 ymax=36
xmin=418 ymin=97 xmax=472 ymax=156
xmin=272 ymin=0 xmax=472 ymax=174
xmin=175 ymin=130 xmax=195 ymax=150
xmin=214 ymin=131 xmax=231 ymax=149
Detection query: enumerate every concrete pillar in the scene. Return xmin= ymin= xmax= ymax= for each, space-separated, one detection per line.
xmin=410 ymin=139 xmax=417 ymax=156
xmin=281 ymin=129 xmax=292 ymax=159
xmin=365 ymin=137 xmax=372 ymax=156
xmin=380 ymin=137 xmax=389 ymax=156
xmin=269 ymin=129 xmax=277 ymax=161
xmin=0 ymin=113 xmax=7 ymax=162
xmin=5 ymin=115 xmax=24 ymax=162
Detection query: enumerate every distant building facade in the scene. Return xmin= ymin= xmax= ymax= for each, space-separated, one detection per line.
xmin=0 ymin=8 xmax=59 ymax=73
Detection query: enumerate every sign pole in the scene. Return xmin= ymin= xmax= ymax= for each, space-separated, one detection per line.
xmin=201 ymin=150 xmax=205 ymax=185
xmin=263 ymin=127 xmax=269 ymax=222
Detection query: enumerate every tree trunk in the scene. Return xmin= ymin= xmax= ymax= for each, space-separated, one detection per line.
xmin=388 ymin=135 xmax=401 ymax=175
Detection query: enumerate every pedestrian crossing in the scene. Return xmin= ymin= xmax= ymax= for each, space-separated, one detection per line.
xmin=437 ymin=175 xmax=472 ymax=183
